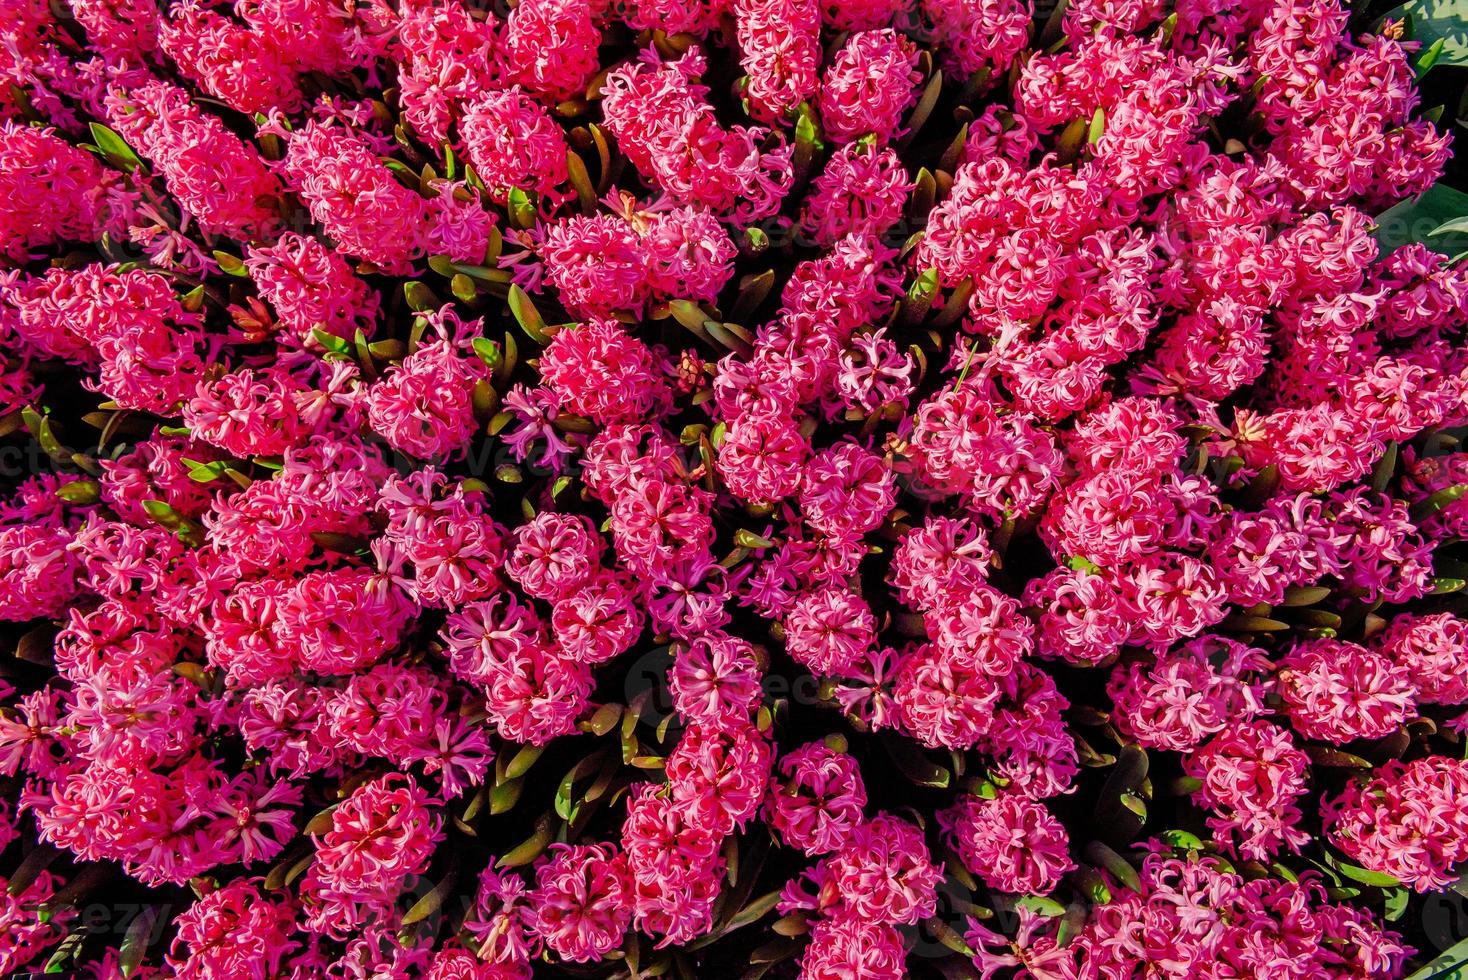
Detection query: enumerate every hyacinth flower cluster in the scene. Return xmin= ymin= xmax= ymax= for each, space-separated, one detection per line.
xmin=0 ymin=0 xmax=1467 ymax=975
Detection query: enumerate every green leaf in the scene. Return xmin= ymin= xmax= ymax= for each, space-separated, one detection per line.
xmin=1373 ymin=182 xmax=1468 ymax=256
xmin=1157 ymin=829 xmax=1206 ymax=851
xmin=1076 ymin=867 xmax=1111 ymax=906
xmin=1056 ymin=903 xmax=1088 ymax=949
xmin=1384 ymin=886 xmax=1410 ymax=922
xmin=304 ymin=803 xmax=341 ymax=837
xmin=730 ymin=269 xmax=776 ymax=322
xmin=507 ymin=187 xmax=536 ymax=229
xmin=927 ymin=916 xmax=977 ymax=958
xmin=723 ymin=890 xmax=783 ymax=932
xmin=14 ymin=626 xmax=51 ymax=664
xmin=182 ymin=458 xmax=228 ymax=483
xmin=1380 ymin=0 xmax=1468 ymax=65
xmin=181 ymin=283 xmax=206 ymax=313
xmin=7 ymin=844 xmax=60 ymax=896
xmin=735 ymin=529 xmax=775 ymax=549
xmin=89 ymin=123 xmax=143 ymax=171
xmin=507 ymin=285 xmax=551 ymax=345
xmin=1220 ymin=613 xmax=1292 ymax=632
xmin=56 ymin=480 xmax=99 ymax=504
xmin=932 ymin=276 xmax=975 ymax=328
xmin=667 ymin=299 xmax=718 ymax=346
xmin=1405 ymin=934 xmax=1468 ymax=980
xmin=403 ymin=280 xmax=438 ymax=312
xmin=1322 ymin=848 xmax=1403 ymax=887
xmin=142 ymin=499 xmax=186 ymax=530
xmin=1281 ymin=585 xmax=1332 ymax=606
xmin=907 ymin=167 xmax=937 ymax=226
xmin=581 ymin=702 xmax=622 ymax=736
xmin=1084 ymin=841 xmax=1142 ymax=893
xmin=1335 ymin=862 xmax=1402 ymax=888
xmin=901 ymin=267 xmax=940 ymax=325
xmin=451 ymin=273 xmax=477 ymax=302
xmin=566 ymin=149 xmax=596 ymax=213
xmin=1372 ymin=440 xmax=1399 ymax=492
xmin=212 ymin=250 xmax=248 ymax=276
xmin=881 ymin=731 xmax=951 ymax=788
xmin=554 ymin=750 xmax=608 ymax=822
xmin=489 ymin=776 xmax=523 ymax=814
xmin=401 ymin=868 xmax=457 ymax=926
xmin=1103 ymin=744 xmax=1149 ymax=795
xmin=172 ymin=662 xmax=212 ymax=690
xmin=496 ymin=814 xmax=555 ymax=868
xmin=1015 ymin=895 xmax=1067 ymax=917
xmin=471 ymin=337 xmax=501 ymax=369
xmin=749 ymin=936 xmax=804 ymax=965
xmin=504 ymin=744 xmax=543 ymax=781
xmin=353 ymin=328 xmax=376 ymax=378
xmin=902 ymin=70 xmax=942 ymax=146
xmin=1413 ymin=482 xmax=1468 ymax=521
xmin=1055 ymin=116 xmax=1089 ymax=163
xmin=1304 ymin=744 xmax=1373 ymax=768
xmin=1418 ymin=35 xmax=1448 ymax=73
xmin=1095 ymin=744 xmax=1149 ymax=842
xmin=384 ymin=159 xmax=417 ymax=183
xmin=495 ymin=331 xmax=518 ymax=386
xmin=21 ymin=407 xmax=65 ymax=459
xmin=312 ymin=328 xmax=353 ymax=356
xmin=794 ymin=104 xmax=822 ymax=156
xmin=43 ymin=930 xmax=87 ymax=972
xmin=119 ymin=905 xmax=162 ymax=977
xmin=368 ymin=338 xmax=406 ymax=360
xmin=554 ymin=778 xmax=578 ymax=823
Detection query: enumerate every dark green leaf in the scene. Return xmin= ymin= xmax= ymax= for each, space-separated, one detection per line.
xmin=119 ymin=905 xmax=162 ymax=977
xmin=722 ymin=890 xmax=783 ymax=932
xmin=1304 ymin=745 xmax=1373 ymax=768
xmin=1380 ymin=0 xmax=1468 ymax=65
xmin=1373 ymin=182 xmax=1468 ymax=256
xmin=402 ymin=867 xmax=457 ymax=926
xmin=496 ymin=814 xmax=554 ymax=868
xmin=505 ymin=744 xmax=543 ymax=780
xmin=403 ymin=280 xmax=438 ymax=312
xmin=1404 ymin=934 xmax=1468 ymax=980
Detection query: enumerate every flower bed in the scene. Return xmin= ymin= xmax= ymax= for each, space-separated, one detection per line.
xmin=0 ymin=0 xmax=1466 ymax=976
